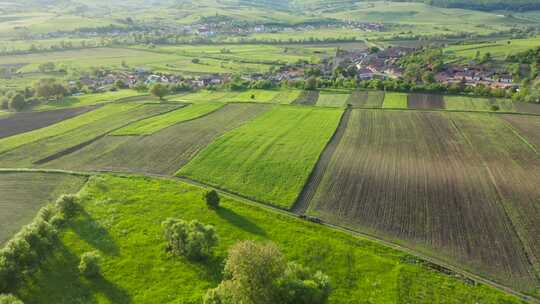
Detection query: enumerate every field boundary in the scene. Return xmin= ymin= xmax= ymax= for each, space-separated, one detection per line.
xmin=291 ymin=106 xmax=351 ymax=214
xmin=0 ymin=167 xmax=537 ymax=303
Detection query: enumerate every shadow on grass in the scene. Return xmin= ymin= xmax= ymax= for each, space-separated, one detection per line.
xmin=69 ymin=208 xmax=120 ymax=256
xmin=216 ymin=207 xmax=267 ymax=237
xmin=21 ymin=242 xmax=131 ymax=304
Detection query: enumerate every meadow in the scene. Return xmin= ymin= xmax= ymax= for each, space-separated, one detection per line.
xmin=444 ymin=37 xmax=540 ymax=61
xmin=178 ymin=105 xmax=343 ymax=209
xmin=12 ymin=174 xmax=528 ymax=304
xmin=0 ymin=171 xmax=87 ymax=244
xmin=382 ymin=92 xmax=408 ymax=109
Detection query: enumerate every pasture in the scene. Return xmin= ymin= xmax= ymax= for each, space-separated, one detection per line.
xmin=11 ymin=174 xmax=526 ymax=303
xmin=178 ymin=106 xmax=343 ymax=209
xmin=0 ymin=171 xmax=87 ymax=244
xmin=44 ymin=104 xmax=270 ymax=175
xmin=306 ymin=110 xmax=539 ymax=293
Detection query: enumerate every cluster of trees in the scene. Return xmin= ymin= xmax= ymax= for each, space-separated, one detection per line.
xmin=1 ymin=78 xmax=69 ymax=112
xmin=162 ymin=218 xmax=218 ymax=260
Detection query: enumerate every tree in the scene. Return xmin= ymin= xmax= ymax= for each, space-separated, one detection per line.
xmin=192 ymin=58 xmax=200 ymax=64
xmin=38 ymin=62 xmax=55 ymax=73
xmin=204 ymin=190 xmax=220 ymax=209
xmin=56 ymin=194 xmax=78 ymax=218
xmin=204 ymin=241 xmax=331 ymax=304
xmin=304 ymin=77 xmax=318 ymax=91
xmin=150 ymin=83 xmax=169 ymax=100
xmin=0 ymin=294 xmax=24 ymax=304
xmin=33 ymin=79 xmax=67 ymax=101
xmin=79 ymin=251 xmax=101 ymax=278
xmin=114 ymin=79 xmax=125 ymax=89
xmin=162 ymin=219 xmax=218 ymax=260
xmin=8 ymin=94 xmax=26 ymax=111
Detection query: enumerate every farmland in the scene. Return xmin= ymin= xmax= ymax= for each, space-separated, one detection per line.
xmin=444 ymin=37 xmax=540 ymax=61
xmin=11 ymin=174 xmax=526 ymax=304
xmin=44 ymin=104 xmax=270 ymax=175
xmin=382 ymin=92 xmax=408 ymax=109
xmin=305 ymin=110 xmax=538 ymax=293
xmin=0 ymin=105 xmax=97 ymax=139
xmin=178 ymin=106 xmax=343 ymax=209
xmin=34 ymin=90 xmax=145 ymax=111
xmin=408 ymin=93 xmax=445 ymax=109
xmin=0 ymin=171 xmax=87 ymax=244
xmin=316 ymin=91 xmax=349 ymax=107
xmin=292 ymin=90 xmax=320 ymax=105
xmin=0 ymin=103 xmax=178 ymax=167
xmin=501 ymin=114 xmax=540 ymax=149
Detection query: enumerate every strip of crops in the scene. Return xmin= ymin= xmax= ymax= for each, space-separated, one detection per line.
xmin=443 ymin=96 xmax=515 ymax=112
xmin=45 ymin=104 xmax=270 ymax=175
xmin=0 ymin=106 xmax=97 ymax=139
xmin=383 ymin=92 xmax=408 ymax=109
xmin=0 ymin=104 xmax=178 ymax=168
xmin=307 ymin=110 xmax=537 ymax=292
xmin=500 ymin=114 xmax=540 ymax=150
xmin=292 ymin=91 xmax=320 ymax=105
xmin=270 ymin=90 xmax=302 ymax=104
xmin=178 ymin=106 xmax=343 ymax=209
xmin=346 ymin=91 xmax=368 ymax=107
xmin=514 ymin=102 xmax=540 ymax=115
xmin=451 ymin=112 xmax=540 ymax=286
xmin=113 ymin=103 xmax=223 ymax=136
xmin=408 ymin=93 xmax=445 ymax=109
xmin=364 ymin=91 xmax=385 ymax=108
xmin=0 ymin=103 xmax=141 ymax=155
xmin=316 ymin=92 xmax=350 ymax=107
xmin=0 ymin=172 xmax=86 ymax=244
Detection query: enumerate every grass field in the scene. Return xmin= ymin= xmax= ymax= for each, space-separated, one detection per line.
xmin=44 ymin=104 xmax=270 ymax=175
xmin=444 ymin=95 xmax=515 ymax=112
xmin=12 ymin=174 xmax=527 ymax=303
xmin=292 ymin=90 xmax=320 ymax=105
xmin=316 ymin=92 xmax=350 ymax=108
xmin=382 ymin=92 xmax=408 ymax=109
xmin=112 ymin=103 xmax=223 ymax=135
xmin=35 ymin=90 xmax=145 ymax=111
xmin=179 ymin=106 xmax=343 ymax=209
xmin=307 ymin=110 xmax=538 ymax=293
xmin=0 ymin=104 xmax=178 ymax=167
xmin=444 ymin=37 xmax=540 ymax=61
xmin=0 ymin=171 xmax=87 ymax=244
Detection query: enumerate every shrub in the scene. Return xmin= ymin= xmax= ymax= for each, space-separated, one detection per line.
xmin=0 ymin=294 xmax=23 ymax=304
xmin=56 ymin=194 xmax=78 ymax=218
xmin=79 ymin=251 xmax=101 ymax=278
xmin=204 ymin=190 xmax=220 ymax=209
xmin=162 ymin=219 xmax=218 ymax=260
xmin=490 ymin=104 xmax=500 ymax=111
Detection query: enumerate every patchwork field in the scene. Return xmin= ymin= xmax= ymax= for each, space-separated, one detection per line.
xmin=346 ymin=91 xmax=384 ymax=108
xmin=306 ymin=110 xmax=538 ymax=293
xmin=408 ymin=93 xmax=445 ymax=110
xmin=0 ymin=104 xmax=178 ymax=167
xmin=179 ymin=106 xmax=343 ymax=209
xmin=0 ymin=171 xmax=87 ymax=244
xmin=382 ymin=92 xmax=408 ymax=109
xmin=444 ymin=37 xmax=540 ymax=61
xmin=444 ymin=96 xmax=515 ymax=112
xmin=515 ymin=102 xmax=540 ymax=115
xmin=0 ymin=106 xmax=97 ymax=139
xmin=44 ymin=104 xmax=270 ymax=175
xmin=292 ymin=90 xmax=320 ymax=105
xmin=11 ymin=174 xmax=526 ymax=303
xmin=35 ymin=90 xmax=145 ymax=111
xmin=501 ymin=114 xmax=540 ymax=150
xmin=316 ymin=92 xmax=350 ymax=107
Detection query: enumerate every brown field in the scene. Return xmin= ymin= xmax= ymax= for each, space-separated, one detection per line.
xmin=408 ymin=93 xmax=445 ymax=109
xmin=292 ymin=91 xmax=320 ymax=105
xmin=0 ymin=106 xmax=97 ymax=139
xmin=514 ymin=102 xmax=540 ymax=115
xmin=364 ymin=91 xmax=385 ymax=108
xmin=44 ymin=104 xmax=271 ymax=175
xmin=306 ymin=109 xmax=538 ymax=292
xmin=501 ymin=114 xmax=540 ymax=150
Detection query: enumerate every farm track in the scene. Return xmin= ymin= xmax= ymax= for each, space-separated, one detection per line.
xmin=292 ymin=106 xmax=352 ymax=214
xmin=0 ymin=167 xmax=538 ymax=304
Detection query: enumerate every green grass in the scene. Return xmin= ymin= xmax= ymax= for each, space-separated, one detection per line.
xmin=383 ymin=92 xmax=408 ymax=109
xmin=112 ymin=103 xmax=224 ymax=135
xmin=444 ymin=37 xmax=540 ymax=61
xmin=178 ymin=106 xmax=343 ymax=209
xmin=35 ymin=90 xmax=146 ymax=111
xmin=169 ymin=90 xmax=302 ymax=104
xmin=13 ymin=174 xmax=526 ymax=303
xmin=316 ymin=92 xmax=349 ymax=107
xmin=444 ymin=96 xmax=515 ymax=112
xmin=0 ymin=171 xmax=87 ymax=244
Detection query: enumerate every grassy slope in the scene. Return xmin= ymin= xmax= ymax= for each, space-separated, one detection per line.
xmin=15 ymin=175 xmax=526 ymax=304
xmin=113 ymin=103 xmax=224 ymax=135
xmin=179 ymin=106 xmax=343 ymax=209
xmin=0 ymin=171 xmax=87 ymax=244
xmin=383 ymin=93 xmax=408 ymax=109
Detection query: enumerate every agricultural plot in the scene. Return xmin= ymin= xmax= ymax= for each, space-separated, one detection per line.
xmin=13 ymin=175 xmax=525 ymax=304
xmin=0 ymin=171 xmax=86 ymax=244
xmin=501 ymin=114 xmax=540 ymax=150
xmin=112 ymin=103 xmax=223 ymax=136
xmin=514 ymin=102 xmax=540 ymax=115
xmin=451 ymin=113 xmax=540 ymax=283
xmin=408 ymin=93 xmax=445 ymax=110
xmin=0 ymin=106 xmax=97 ymax=139
xmin=269 ymin=90 xmax=302 ymax=104
xmin=221 ymin=90 xmax=282 ymax=103
xmin=45 ymin=104 xmax=270 ymax=175
xmin=306 ymin=110 xmax=538 ymax=292
xmin=292 ymin=91 xmax=320 ymax=105
xmin=169 ymin=91 xmax=238 ymax=103
xmin=316 ymin=92 xmax=350 ymax=108
xmin=179 ymin=106 xmax=343 ymax=209
xmin=346 ymin=91 xmax=384 ymax=108
xmin=35 ymin=90 xmax=145 ymax=111
xmin=443 ymin=96 xmax=515 ymax=112
xmin=346 ymin=91 xmax=368 ymax=107
xmin=382 ymin=92 xmax=408 ymax=109
xmin=0 ymin=104 xmax=178 ymax=167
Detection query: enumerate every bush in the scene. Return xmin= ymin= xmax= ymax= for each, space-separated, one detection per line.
xmin=204 ymin=190 xmax=220 ymax=209
xmin=490 ymin=104 xmax=500 ymax=111
xmin=79 ymin=251 xmax=101 ymax=278
xmin=162 ymin=219 xmax=218 ymax=260
xmin=0 ymin=294 xmax=23 ymax=304
xmin=56 ymin=194 xmax=78 ymax=218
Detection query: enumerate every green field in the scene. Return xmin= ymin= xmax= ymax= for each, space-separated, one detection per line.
xmin=444 ymin=37 xmax=540 ymax=61
xmin=113 ymin=103 xmax=224 ymax=135
xmin=12 ymin=174 xmax=526 ymax=304
xmin=316 ymin=92 xmax=350 ymax=107
xmin=171 ymin=89 xmax=301 ymax=104
xmin=179 ymin=106 xmax=343 ymax=209
xmin=35 ymin=90 xmax=146 ymax=111
xmin=383 ymin=93 xmax=408 ymax=109
xmin=444 ymin=96 xmax=515 ymax=112
xmin=0 ymin=171 xmax=87 ymax=244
